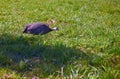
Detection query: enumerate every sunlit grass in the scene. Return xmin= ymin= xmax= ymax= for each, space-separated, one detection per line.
xmin=0 ymin=0 xmax=120 ymax=78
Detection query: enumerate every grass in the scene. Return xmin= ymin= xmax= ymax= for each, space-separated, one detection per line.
xmin=0 ymin=0 xmax=120 ymax=78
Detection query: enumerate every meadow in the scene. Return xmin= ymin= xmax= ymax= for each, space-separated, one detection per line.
xmin=0 ymin=0 xmax=120 ymax=78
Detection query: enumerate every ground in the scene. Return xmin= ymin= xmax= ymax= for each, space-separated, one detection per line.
xmin=0 ymin=0 xmax=120 ymax=79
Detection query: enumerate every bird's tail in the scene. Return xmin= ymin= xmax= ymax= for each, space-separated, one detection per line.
xmin=23 ymin=28 xmax=27 ymax=33
xmin=23 ymin=24 xmax=31 ymax=33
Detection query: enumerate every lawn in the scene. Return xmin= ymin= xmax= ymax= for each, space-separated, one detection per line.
xmin=0 ymin=0 xmax=120 ymax=79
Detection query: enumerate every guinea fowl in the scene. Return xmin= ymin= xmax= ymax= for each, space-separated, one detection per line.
xmin=23 ymin=22 xmax=58 ymax=35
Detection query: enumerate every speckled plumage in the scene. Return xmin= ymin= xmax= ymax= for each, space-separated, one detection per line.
xmin=23 ymin=22 xmax=58 ymax=35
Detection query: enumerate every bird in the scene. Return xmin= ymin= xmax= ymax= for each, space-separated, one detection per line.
xmin=23 ymin=22 xmax=58 ymax=35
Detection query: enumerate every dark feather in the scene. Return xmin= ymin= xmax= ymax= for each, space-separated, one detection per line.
xmin=23 ymin=22 xmax=58 ymax=35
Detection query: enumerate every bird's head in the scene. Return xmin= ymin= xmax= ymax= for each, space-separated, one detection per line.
xmin=52 ymin=27 xmax=59 ymax=31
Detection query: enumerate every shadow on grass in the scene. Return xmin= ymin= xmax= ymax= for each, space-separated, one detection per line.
xmin=0 ymin=33 xmax=101 ymax=77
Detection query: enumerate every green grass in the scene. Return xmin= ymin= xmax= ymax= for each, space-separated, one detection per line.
xmin=0 ymin=0 xmax=120 ymax=78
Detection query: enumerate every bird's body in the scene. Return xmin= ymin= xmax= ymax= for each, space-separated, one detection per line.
xmin=23 ymin=22 xmax=58 ymax=35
